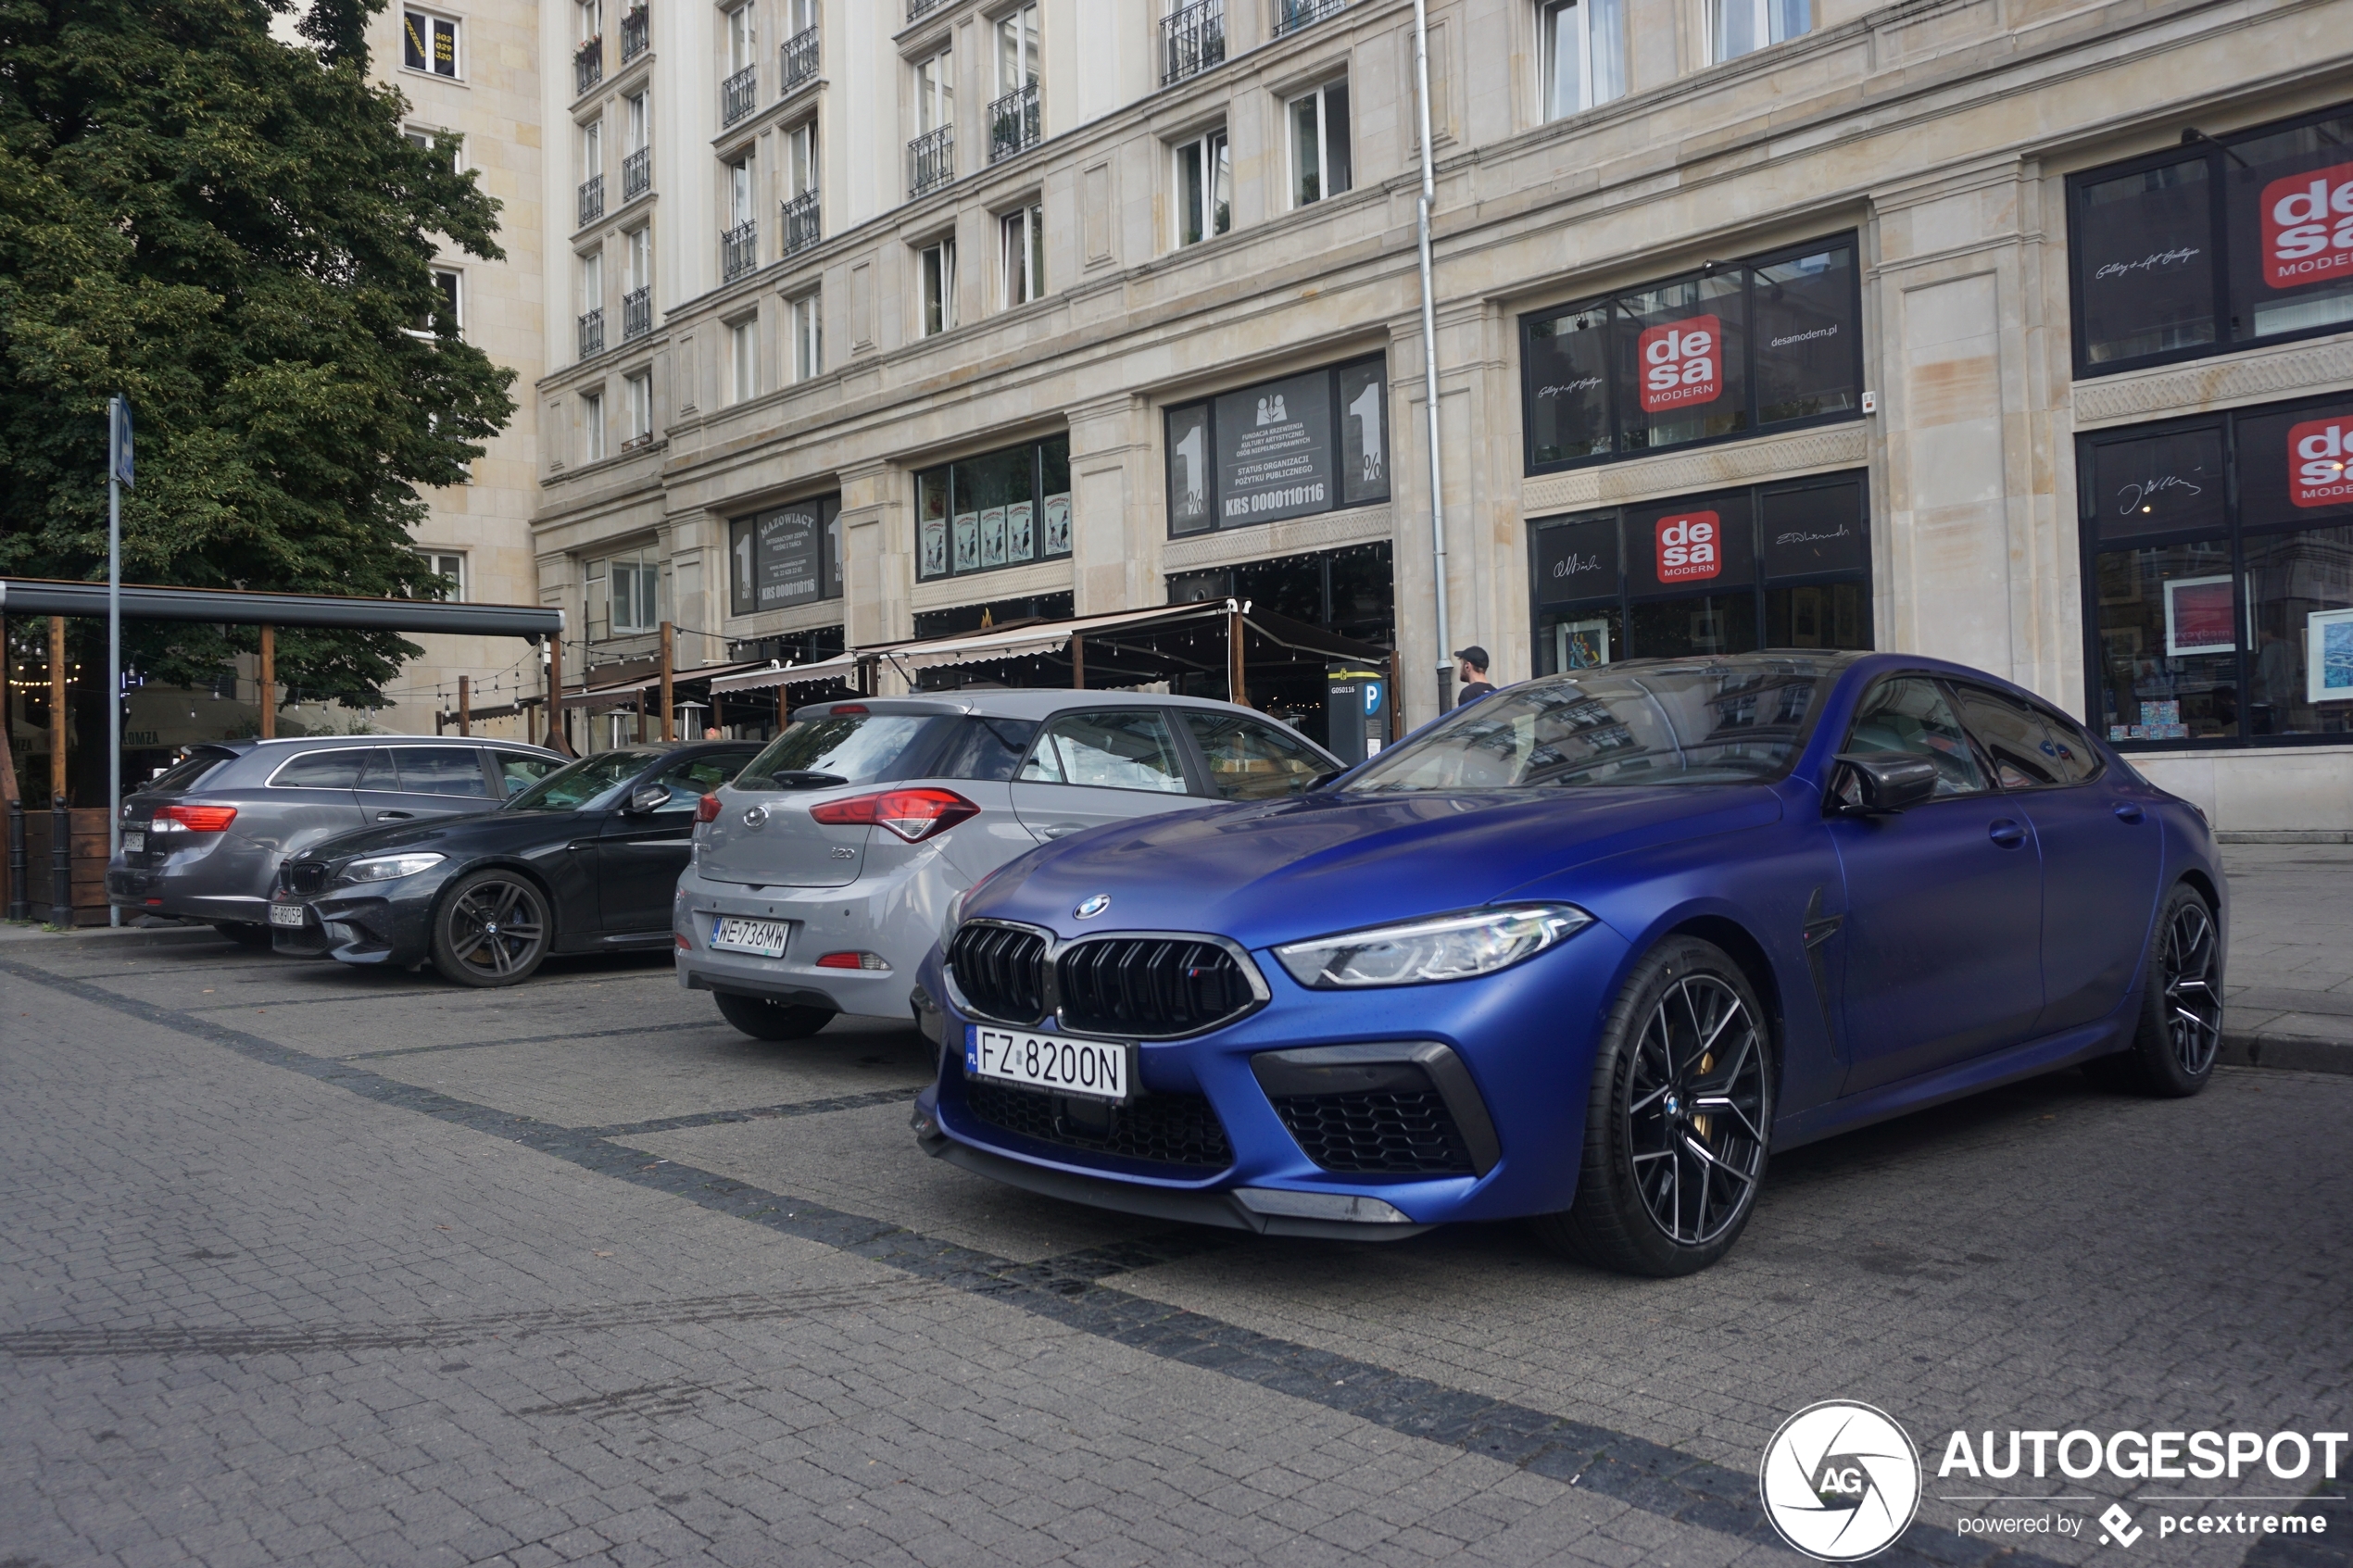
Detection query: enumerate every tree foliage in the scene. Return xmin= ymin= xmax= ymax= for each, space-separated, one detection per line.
xmin=0 ymin=0 xmax=517 ymax=703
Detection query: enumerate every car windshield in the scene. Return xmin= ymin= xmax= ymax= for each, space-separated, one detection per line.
xmin=737 ymin=713 xmax=949 ymax=789
xmin=501 ymin=750 xmax=659 ymax=811
xmin=1346 ymin=661 xmax=1830 ymax=793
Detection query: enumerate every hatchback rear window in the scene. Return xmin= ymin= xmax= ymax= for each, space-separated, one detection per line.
xmin=739 ymin=715 xmax=951 ymax=789
xmin=145 ymin=751 xmax=232 ymax=794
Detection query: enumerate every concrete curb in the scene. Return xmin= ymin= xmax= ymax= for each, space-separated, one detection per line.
xmin=2216 ymin=830 xmax=2353 ymax=844
xmin=2220 ymin=1030 xmax=2353 ymax=1075
xmin=0 ymin=922 xmax=227 ymax=948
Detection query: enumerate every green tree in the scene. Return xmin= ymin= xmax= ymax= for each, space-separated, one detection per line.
xmin=0 ymin=0 xmax=517 ymax=706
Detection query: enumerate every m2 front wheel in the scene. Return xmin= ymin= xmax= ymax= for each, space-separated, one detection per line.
xmin=430 ymin=871 xmax=551 ymax=987
xmin=1534 ymin=936 xmax=1774 ymax=1277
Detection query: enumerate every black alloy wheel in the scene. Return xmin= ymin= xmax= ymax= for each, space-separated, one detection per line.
xmin=2089 ymin=882 xmax=2221 ymax=1098
xmin=430 ymin=870 xmax=552 ymax=987
xmin=713 ymin=991 xmax=835 ymax=1041
xmin=1535 ymin=936 xmax=1774 ymax=1276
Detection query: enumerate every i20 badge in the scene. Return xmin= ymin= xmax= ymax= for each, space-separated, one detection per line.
xmin=1074 ymin=894 xmax=1111 ymax=920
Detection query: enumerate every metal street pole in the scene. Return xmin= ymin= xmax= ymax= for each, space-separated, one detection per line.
xmin=107 ymin=395 xmax=132 ymax=927
xmin=1411 ymin=0 xmax=1453 ymax=717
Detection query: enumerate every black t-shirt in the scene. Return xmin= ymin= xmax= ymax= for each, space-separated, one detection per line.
xmin=1455 ymin=681 xmax=1496 ymax=709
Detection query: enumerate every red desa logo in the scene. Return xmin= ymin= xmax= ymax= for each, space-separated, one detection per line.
xmin=1639 ymin=316 xmax=1723 ymax=413
xmin=2288 ymin=418 xmax=2353 ymax=508
xmin=1656 ymin=511 xmax=1723 ymax=583
xmin=2262 ymin=160 xmax=2353 ymax=288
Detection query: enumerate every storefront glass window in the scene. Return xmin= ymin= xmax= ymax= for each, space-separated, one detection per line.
xmin=2073 ymin=157 xmax=2216 ymax=368
xmin=1163 ymin=356 xmax=1390 ymax=537
xmin=913 ymin=434 xmax=1072 ymax=583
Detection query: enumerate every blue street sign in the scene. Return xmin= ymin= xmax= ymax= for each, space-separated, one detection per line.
xmin=1364 ymin=681 xmax=1383 ymax=716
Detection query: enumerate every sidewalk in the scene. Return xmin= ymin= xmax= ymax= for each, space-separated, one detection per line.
xmin=2220 ymin=843 xmax=2353 ymax=1074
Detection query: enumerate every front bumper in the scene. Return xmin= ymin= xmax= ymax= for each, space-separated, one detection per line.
xmin=915 ymin=922 xmax=1633 ymax=1234
xmin=672 ymin=860 xmax=944 ymax=1020
xmin=267 ymin=881 xmax=436 ymax=966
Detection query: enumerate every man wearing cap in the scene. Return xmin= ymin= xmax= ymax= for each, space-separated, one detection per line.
xmin=1453 ymin=646 xmax=1496 ymax=708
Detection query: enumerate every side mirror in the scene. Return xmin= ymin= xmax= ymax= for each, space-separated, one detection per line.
xmin=625 ymin=784 xmax=672 ymax=814
xmin=1830 ymin=752 xmax=1938 ymax=815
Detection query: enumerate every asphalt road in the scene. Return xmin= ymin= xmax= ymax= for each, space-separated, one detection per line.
xmin=1 ymin=855 xmax=2347 ymax=1568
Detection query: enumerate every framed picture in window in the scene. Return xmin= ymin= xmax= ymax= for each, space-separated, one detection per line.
xmin=2309 ymin=606 xmax=2353 ymax=704
xmin=1555 ymin=618 xmax=1610 ymax=670
xmin=2163 ymin=573 xmax=2235 ymax=656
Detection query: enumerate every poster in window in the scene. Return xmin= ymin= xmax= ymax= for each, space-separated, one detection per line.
xmin=979 ymin=505 xmax=1007 ymax=568
xmin=916 ymin=471 xmax=950 ymax=581
xmin=1534 ymin=515 xmax=1618 ymax=606
xmin=729 ymin=516 xmax=758 ymax=616
xmin=2163 ymin=574 xmax=2235 ymax=657
xmin=2074 ymin=159 xmax=2215 ymax=366
xmin=1042 ymin=493 xmax=1071 ymax=555
xmin=1760 ymin=481 xmax=1869 ymax=577
xmin=1617 ymin=274 xmax=1746 ymax=452
xmin=1165 ymin=404 xmax=1213 ymax=534
xmin=1213 ymin=370 xmax=1332 ymax=528
xmin=1338 ymin=359 xmax=1390 ymax=506
xmin=1628 ymin=492 xmax=1754 ymax=596
xmin=2309 ymin=607 xmax=2353 ymax=704
xmin=756 ymin=505 xmax=825 ymax=608
xmin=1751 ymin=246 xmax=1858 ymax=425
xmin=403 ymin=10 xmax=431 ymax=70
xmin=825 ymin=502 xmax=842 ymax=597
xmin=952 ymin=508 xmax=979 ymax=573
xmin=1524 ymin=306 xmax=1612 ymax=466
xmin=2233 ymin=401 xmax=2353 ymax=526
xmin=1556 ymin=618 xmax=1610 ymax=670
xmin=1005 ymin=499 xmax=1034 ymax=562
xmin=2229 ymin=112 xmax=2353 ymax=341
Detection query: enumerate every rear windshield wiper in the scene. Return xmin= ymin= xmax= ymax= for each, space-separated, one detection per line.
xmin=761 ymin=770 xmax=849 ymax=790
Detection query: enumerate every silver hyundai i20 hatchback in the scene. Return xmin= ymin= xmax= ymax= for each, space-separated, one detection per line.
xmin=674 ymin=692 xmax=1342 ymax=1040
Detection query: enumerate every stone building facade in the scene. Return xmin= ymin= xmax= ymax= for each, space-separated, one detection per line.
xmin=530 ymin=0 xmax=2353 ymax=829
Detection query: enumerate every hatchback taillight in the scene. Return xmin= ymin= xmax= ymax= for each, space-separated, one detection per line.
xmin=695 ymin=792 xmax=724 ymax=823
xmin=808 ymin=787 xmax=978 ymax=843
xmin=153 ymin=804 xmax=237 ymax=833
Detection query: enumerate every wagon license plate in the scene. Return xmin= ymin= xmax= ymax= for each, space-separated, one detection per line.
xmin=710 ymin=915 xmax=789 ymax=959
xmin=966 ymin=1026 xmax=1132 ymax=1103
xmin=268 ymin=903 xmax=308 ymax=929
xmin=123 ymin=831 xmax=144 ymax=853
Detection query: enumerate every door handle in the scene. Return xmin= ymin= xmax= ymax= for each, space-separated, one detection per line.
xmin=1041 ymin=822 xmax=1084 ymax=840
xmin=1988 ymin=818 xmax=2028 ymax=848
xmin=567 ymin=839 xmax=598 ymax=851
xmin=374 ymin=810 xmax=414 ymax=822
xmin=2113 ymin=802 xmax=2145 ymax=824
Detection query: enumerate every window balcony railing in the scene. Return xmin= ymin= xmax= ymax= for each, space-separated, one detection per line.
xmin=620 ymin=4 xmax=648 ymax=62
xmin=577 ymin=307 xmax=605 ymax=359
xmin=1271 ymin=0 xmax=1344 ymax=37
xmin=1162 ymin=0 xmax=1226 ymax=85
xmin=577 ymin=172 xmax=604 ymax=228
xmin=573 ymin=35 xmax=603 ymax=95
xmin=721 ymin=64 xmax=758 ymax=127
xmin=721 ymin=220 xmax=758 ymax=281
xmin=623 ymin=285 xmax=652 ymax=341
xmin=782 ymin=189 xmax=821 ymax=257
xmin=781 ymin=26 xmax=818 ymax=93
xmin=908 ymin=124 xmax=954 ymax=196
xmin=988 ymin=81 xmax=1040 ymax=164
xmin=622 ymin=144 xmax=650 ymax=201
xmin=907 ymin=0 xmax=950 ymax=19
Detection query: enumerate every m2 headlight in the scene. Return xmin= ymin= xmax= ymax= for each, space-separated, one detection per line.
xmin=1273 ymin=904 xmax=1593 ymax=989
xmin=339 ymin=852 xmax=446 ymax=884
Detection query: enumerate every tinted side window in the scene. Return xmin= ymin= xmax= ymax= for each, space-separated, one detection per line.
xmin=1021 ymin=711 xmax=1189 ymax=794
xmin=931 ymin=717 xmax=1041 ymax=783
xmin=640 ymin=753 xmax=751 ymax=811
xmin=1950 ymin=686 xmax=2065 ymax=791
xmin=354 ymin=748 xmax=400 ymax=792
xmin=494 ymin=750 xmax=560 ymax=797
xmin=271 ymin=748 xmax=370 ymax=789
xmin=394 ymin=746 xmax=493 ymax=797
xmin=1182 ymin=712 xmax=1330 ymax=800
xmin=2031 ymin=705 xmax=2103 ymax=785
xmin=1842 ymin=677 xmax=1989 ymax=797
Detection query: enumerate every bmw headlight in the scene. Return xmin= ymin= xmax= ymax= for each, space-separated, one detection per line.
xmin=339 ymin=852 xmax=446 ymax=884
xmin=1273 ymin=904 xmax=1593 ymax=989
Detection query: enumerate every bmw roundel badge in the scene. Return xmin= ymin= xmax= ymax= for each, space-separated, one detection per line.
xmin=1074 ymin=894 xmax=1111 ymax=920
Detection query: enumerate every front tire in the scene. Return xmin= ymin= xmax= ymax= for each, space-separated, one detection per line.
xmin=1534 ymin=936 xmax=1774 ymax=1277
xmin=430 ymin=871 xmax=551 ymax=987
xmin=714 ymin=991 xmax=834 ymax=1041
xmin=2087 ymin=882 xmax=2221 ymax=1098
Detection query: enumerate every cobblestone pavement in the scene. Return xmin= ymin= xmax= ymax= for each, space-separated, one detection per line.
xmin=1 ymin=847 xmax=2347 ymax=1567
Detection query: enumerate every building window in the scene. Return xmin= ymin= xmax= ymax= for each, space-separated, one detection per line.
xmin=1286 ymin=80 xmax=1351 ymax=208
xmin=577 ymin=115 xmax=604 ymax=226
xmin=402 ymin=8 xmax=459 ymax=76
xmin=783 ymin=119 xmax=821 ymax=255
xmin=623 ymin=92 xmax=651 ymax=201
xmin=995 ymin=4 xmax=1039 ymax=95
xmin=728 ymin=316 xmax=758 ymax=403
xmin=722 ymin=153 xmax=757 ymax=280
xmin=730 ymin=495 xmax=843 ymax=614
xmin=580 ymin=390 xmax=607 ymax=464
xmin=790 ymin=292 xmax=822 ymax=381
xmin=1164 ymin=357 xmax=1389 ymax=537
xmin=1520 ymin=233 xmax=1861 ymax=473
xmin=1001 ymin=204 xmax=1044 ymax=307
xmin=2066 ymin=100 xmax=2353 ymax=379
xmin=605 ymin=547 xmax=663 ymax=634
xmin=577 ymin=248 xmax=604 ymax=358
xmin=1710 ymin=0 xmax=1808 ymax=62
xmin=1529 ymin=472 xmax=1871 ymax=674
xmin=415 ymin=551 xmax=468 ymax=602
xmin=914 ymin=47 xmax=955 ymax=133
xmin=622 ymin=226 xmax=652 ymax=340
xmin=1540 ymin=0 xmax=1624 ymax=119
xmin=405 ymin=125 xmax=460 ymax=171
xmin=914 ymin=435 xmax=1073 ymax=582
xmin=623 ymin=369 xmax=653 ymax=445
xmin=2079 ymin=395 xmax=2353 ymax=749
xmin=919 ymin=236 xmax=957 ymax=336
xmin=723 ymin=4 xmax=758 ymax=125
xmin=574 ymin=0 xmax=603 ymax=92
xmin=988 ymin=5 xmax=1042 ymax=162
xmin=1174 ymin=128 xmax=1230 ymax=246
xmin=416 ymin=268 xmax=462 ymax=337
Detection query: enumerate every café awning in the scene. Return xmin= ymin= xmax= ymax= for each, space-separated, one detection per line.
xmin=706 ymin=653 xmax=864 ymax=694
xmin=0 ymin=576 xmax=562 ymax=639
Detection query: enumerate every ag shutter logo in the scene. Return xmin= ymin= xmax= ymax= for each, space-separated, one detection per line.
xmin=2287 ymin=418 xmax=2353 ymax=508
xmin=1639 ymin=315 xmax=1724 ymax=412
xmin=1760 ymin=1401 xmax=1923 ymax=1562
xmin=2262 ymin=160 xmax=2353 ymax=288
xmin=1656 ymin=511 xmax=1724 ymax=583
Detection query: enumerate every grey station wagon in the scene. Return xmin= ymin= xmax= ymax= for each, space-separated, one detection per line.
xmin=107 ymin=735 xmax=563 ymax=944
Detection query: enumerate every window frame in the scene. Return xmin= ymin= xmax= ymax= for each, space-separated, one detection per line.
xmin=913 ymin=47 xmax=955 ymax=135
xmin=608 ymin=546 xmax=664 ymax=634
xmin=1538 ymin=0 xmax=1625 ymax=121
xmin=995 ymin=2 xmax=1040 ymax=97
xmin=623 ymin=368 xmax=653 ymax=443
xmin=1001 ymin=203 xmax=1044 ymax=307
xmin=580 ymin=389 xmax=607 ymax=464
xmin=1285 ymin=78 xmax=1352 ymax=209
xmin=912 ymin=435 xmax=1074 ymax=583
xmin=401 ymin=7 xmax=461 ymax=78
xmin=790 ymin=290 xmax=822 ymax=381
xmin=414 ymin=549 xmax=468 ymax=603
xmin=1709 ymin=0 xmax=1808 ymax=63
xmin=919 ymin=234 xmax=958 ymax=336
xmin=1173 ymin=125 xmax=1231 ymax=248
xmin=724 ymin=3 xmax=756 ymax=73
xmin=726 ymin=314 xmax=759 ymax=404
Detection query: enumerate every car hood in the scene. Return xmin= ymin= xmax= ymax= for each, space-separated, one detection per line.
xmin=967 ymin=785 xmax=1785 ymax=949
xmin=298 ymin=809 xmax=551 ymax=866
